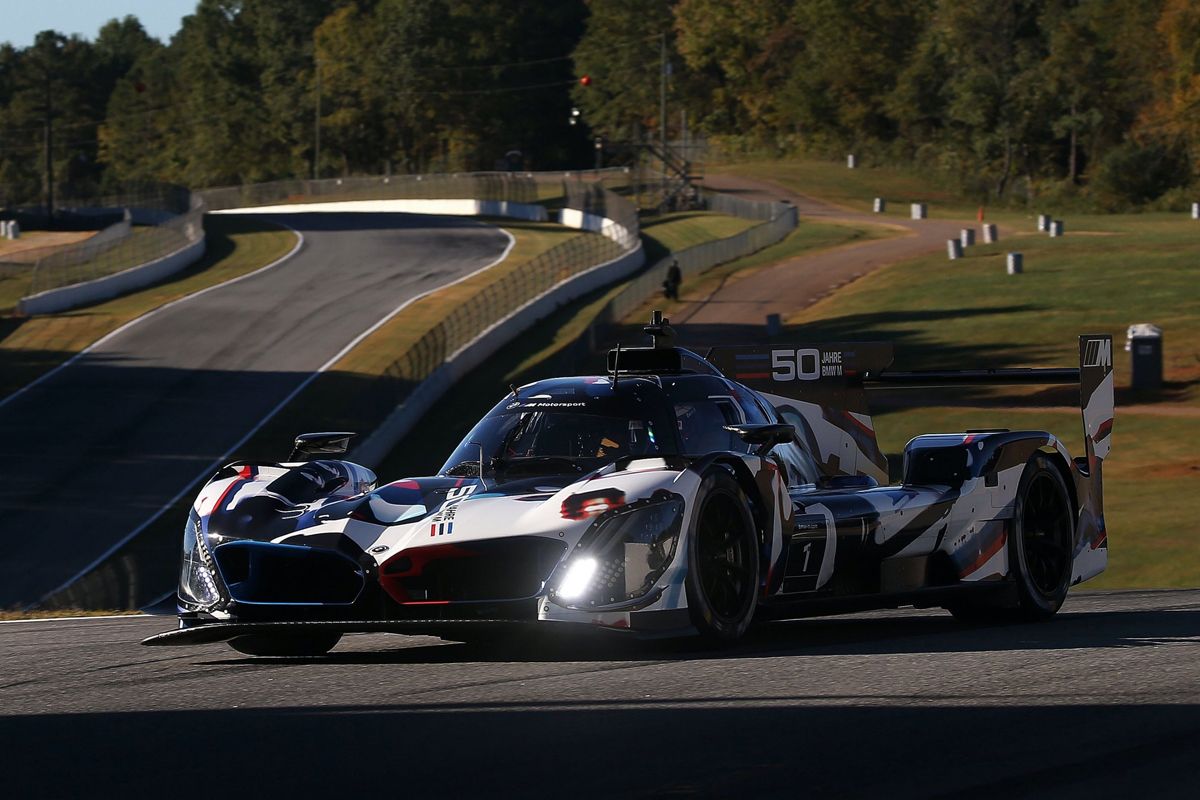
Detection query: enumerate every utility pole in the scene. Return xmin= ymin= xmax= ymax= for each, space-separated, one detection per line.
xmin=313 ymin=58 xmax=322 ymax=181
xmin=659 ymin=33 xmax=667 ymax=191
xmin=43 ymin=63 xmax=55 ymax=222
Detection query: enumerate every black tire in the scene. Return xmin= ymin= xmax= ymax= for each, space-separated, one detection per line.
xmin=949 ymin=453 xmax=1074 ymax=623
xmin=685 ymin=470 xmax=760 ymax=644
xmin=227 ymin=632 xmax=342 ymax=657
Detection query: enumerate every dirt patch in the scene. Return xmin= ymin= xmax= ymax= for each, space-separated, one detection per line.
xmin=1147 ymin=461 xmax=1200 ymax=479
xmin=0 ymin=231 xmax=96 ymax=261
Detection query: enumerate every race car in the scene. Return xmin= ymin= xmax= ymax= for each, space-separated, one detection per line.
xmin=144 ymin=312 xmax=1113 ymax=654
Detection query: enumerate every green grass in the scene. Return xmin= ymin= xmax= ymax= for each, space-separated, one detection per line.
xmin=873 ymin=406 xmax=1200 ymax=589
xmin=0 ymin=215 xmax=298 ymax=400
xmin=639 ymin=210 xmax=759 ymax=263
xmin=783 ymin=214 xmax=1200 ymax=402
xmin=714 ymin=159 xmax=1113 ymax=227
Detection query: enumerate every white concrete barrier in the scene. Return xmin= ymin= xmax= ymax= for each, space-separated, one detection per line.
xmin=911 ymin=203 xmax=927 ymax=220
xmin=1191 ymin=203 xmax=1198 ymax=220
xmin=960 ymin=228 xmax=975 ymax=247
xmin=1049 ymin=220 xmax=1064 ymax=237
xmin=983 ymin=223 xmax=998 ymax=243
xmin=558 ymin=207 xmax=636 ymax=248
xmin=947 ymin=239 xmax=963 ymax=260
xmin=18 ymin=236 xmax=206 ymax=316
xmin=352 ymin=235 xmax=645 ymax=466
xmin=1037 ymin=214 xmax=1050 ymax=232
xmin=873 ymin=198 xmax=885 ymax=213
xmin=1007 ymin=253 xmax=1023 ymax=274
xmin=213 ymin=198 xmax=548 ymax=222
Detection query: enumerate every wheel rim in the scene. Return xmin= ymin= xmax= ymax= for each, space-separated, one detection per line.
xmin=696 ymin=493 xmax=752 ymax=623
xmin=1020 ymin=473 xmax=1072 ymax=597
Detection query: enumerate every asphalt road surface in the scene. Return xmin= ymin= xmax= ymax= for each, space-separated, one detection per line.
xmin=0 ymin=213 xmax=510 ymax=607
xmin=3 ymin=589 xmax=1198 ymax=798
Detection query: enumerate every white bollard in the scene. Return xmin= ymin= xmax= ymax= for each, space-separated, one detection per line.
xmin=0 ymin=220 xmax=9 ymax=239
xmin=1037 ymin=214 xmax=1050 ymax=232
xmin=911 ymin=203 xmax=927 ymax=220
xmin=873 ymin=197 xmax=886 ymax=213
xmin=1192 ymin=202 xmax=1199 ymax=220
xmin=947 ymin=239 xmax=963 ymax=260
xmin=983 ymin=223 xmax=998 ymax=243
xmin=847 ymin=154 xmax=857 ymax=169
xmin=10 ymin=220 xmax=20 ymax=239
xmin=1007 ymin=253 xmax=1023 ymax=274
xmin=1049 ymin=220 xmax=1064 ymax=237
xmin=960 ymin=228 xmax=975 ymax=247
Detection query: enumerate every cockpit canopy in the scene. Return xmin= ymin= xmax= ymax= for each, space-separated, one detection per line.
xmin=440 ymin=374 xmax=777 ymax=478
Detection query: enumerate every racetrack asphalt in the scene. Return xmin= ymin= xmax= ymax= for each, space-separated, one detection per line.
xmin=0 ymin=213 xmax=511 ymax=607
xmin=2 ymin=589 xmax=1198 ymax=798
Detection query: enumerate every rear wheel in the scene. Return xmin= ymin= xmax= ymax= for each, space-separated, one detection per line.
xmin=227 ymin=632 xmax=342 ymax=657
xmin=685 ymin=470 xmax=760 ymax=644
xmin=949 ymin=454 xmax=1074 ymax=623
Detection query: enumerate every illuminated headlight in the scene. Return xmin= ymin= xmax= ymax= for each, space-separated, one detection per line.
xmin=178 ymin=511 xmax=224 ymax=610
xmin=552 ymin=494 xmax=684 ymax=608
xmin=556 ymin=558 xmax=598 ymax=600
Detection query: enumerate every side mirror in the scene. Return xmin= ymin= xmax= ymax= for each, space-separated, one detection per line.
xmin=724 ymin=423 xmax=795 ymax=456
xmin=289 ymin=432 xmax=356 ymax=462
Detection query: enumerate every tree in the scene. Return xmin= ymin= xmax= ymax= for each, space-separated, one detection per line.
xmin=572 ymin=0 xmax=675 ymax=143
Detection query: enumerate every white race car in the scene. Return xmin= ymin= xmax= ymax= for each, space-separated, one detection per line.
xmin=144 ymin=313 xmax=1113 ymax=655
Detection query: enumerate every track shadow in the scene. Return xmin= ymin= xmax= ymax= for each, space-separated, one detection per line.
xmin=3 ymin=696 xmax=1198 ymax=798
xmin=199 ymin=606 xmax=1200 ymax=667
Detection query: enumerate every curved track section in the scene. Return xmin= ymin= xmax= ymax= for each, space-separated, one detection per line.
xmin=0 ymin=213 xmax=511 ymax=607
xmin=2 ymin=590 xmax=1198 ymax=797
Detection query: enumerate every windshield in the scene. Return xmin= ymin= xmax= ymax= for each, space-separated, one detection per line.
xmin=441 ymin=378 xmax=679 ymax=477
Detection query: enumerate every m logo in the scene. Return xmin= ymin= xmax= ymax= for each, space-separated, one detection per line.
xmin=1084 ymin=338 xmax=1112 ymax=368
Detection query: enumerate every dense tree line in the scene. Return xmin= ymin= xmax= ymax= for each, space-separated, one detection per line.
xmin=1 ymin=0 xmax=1198 ymax=209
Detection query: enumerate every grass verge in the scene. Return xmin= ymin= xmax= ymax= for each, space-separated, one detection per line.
xmin=0 ymin=215 xmax=298 ymax=400
xmin=639 ymin=210 xmax=758 ymax=263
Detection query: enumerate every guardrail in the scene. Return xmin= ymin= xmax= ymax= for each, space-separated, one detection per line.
xmin=6 ymin=186 xmax=207 ymax=314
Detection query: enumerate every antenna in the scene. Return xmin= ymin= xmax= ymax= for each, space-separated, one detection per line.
xmin=612 ymin=344 xmax=621 ymax=389
xmin=644 ymin=309 xmax=676 ymax=349
xmin=509 ymin=383 xmax=519 ymax=399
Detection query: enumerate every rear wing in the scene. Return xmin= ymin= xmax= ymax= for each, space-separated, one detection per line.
xmin=860 ymin=334 xmax=1114 ymax=464
xmin=708 ymin=336 xmax=1114 ymax=479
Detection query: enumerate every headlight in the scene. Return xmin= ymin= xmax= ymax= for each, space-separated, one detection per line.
xmin=551 ymin=494 xmax=684 ymax=608
xmin=178 ymin=511 xmax=224 ymax=610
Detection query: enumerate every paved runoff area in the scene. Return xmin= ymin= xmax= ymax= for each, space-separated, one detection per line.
xmin=3 ymin=589 xmax=1198 ymax=798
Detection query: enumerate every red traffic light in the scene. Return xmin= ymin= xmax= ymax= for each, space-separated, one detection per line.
xmin=579 ymin=75 xmax=592 ymax=87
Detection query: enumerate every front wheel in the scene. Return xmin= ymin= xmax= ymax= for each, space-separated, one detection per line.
xmin=685 ymin=470 xmax=760 ymax=644
xmin=227 ymin=632 xmax=342 ymax=657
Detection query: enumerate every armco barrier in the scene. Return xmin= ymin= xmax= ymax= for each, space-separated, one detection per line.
xmin=15 ymin=189 xmax=206 ymax=313
xmin=17 ymin=235 xmax=206 ymax=316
